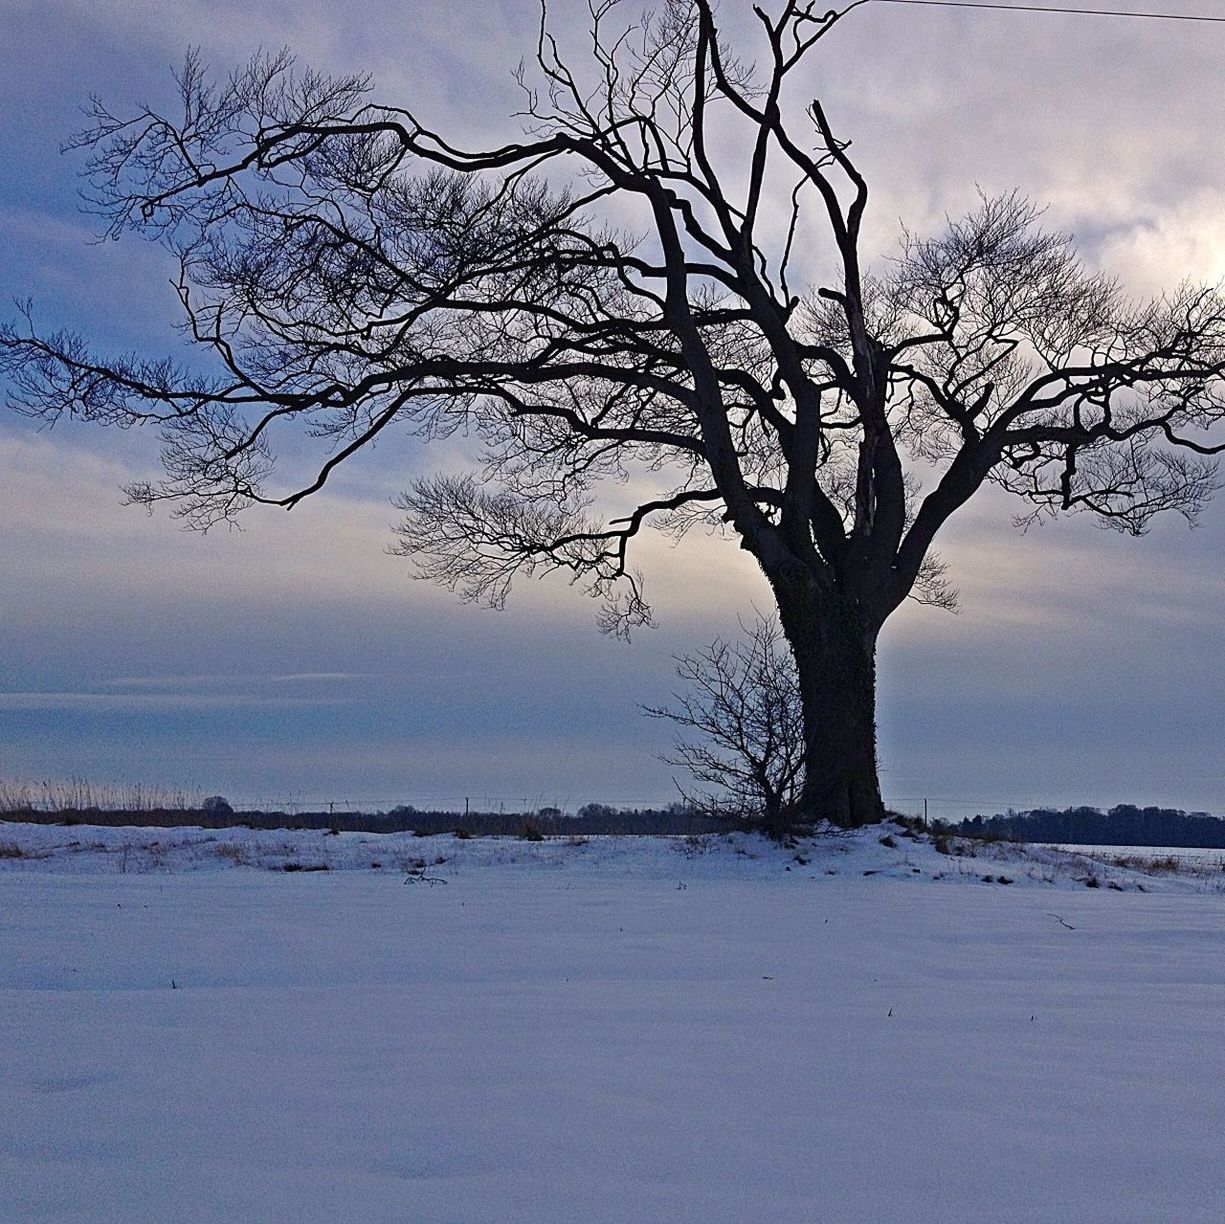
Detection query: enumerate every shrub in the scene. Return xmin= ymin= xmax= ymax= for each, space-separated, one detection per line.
xmin=677 ymin=833 xmax=712 ymax=857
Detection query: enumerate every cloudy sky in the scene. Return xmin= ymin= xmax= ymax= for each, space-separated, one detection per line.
xmin=3 ymin=0 xmax=1225 ymax=817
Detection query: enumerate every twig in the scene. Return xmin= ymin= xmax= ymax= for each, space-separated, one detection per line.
xmin=404 ymin=867 xmax=448 ymax=886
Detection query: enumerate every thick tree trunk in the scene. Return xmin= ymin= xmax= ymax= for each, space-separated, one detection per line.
xmin=773 ymin=573 xmax=885 ymax=828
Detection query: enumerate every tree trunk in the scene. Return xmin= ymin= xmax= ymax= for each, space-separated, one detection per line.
xmin=773 ymin=574 xmax=885 ymax=828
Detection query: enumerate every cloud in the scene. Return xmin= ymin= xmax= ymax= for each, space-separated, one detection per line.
xmin=103 ymin=672 xmax=373 ymax=688
xmin=0 ymin=428 xmax=765 ymax=638
xmin=1087 ymin=190 xmax=1225 ymax=296
xmin=0 ymin=691 xmax=357 ymax=712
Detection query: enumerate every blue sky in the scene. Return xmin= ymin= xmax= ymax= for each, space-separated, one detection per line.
xmin=3 ymin=0 xmax=1225 ymax=817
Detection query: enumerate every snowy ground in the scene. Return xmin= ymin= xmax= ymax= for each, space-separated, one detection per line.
xmin=1048 ymin=842 xmax=1225 ymax=873
xmin=2 ymin=822 xmax=1224 ymax=1222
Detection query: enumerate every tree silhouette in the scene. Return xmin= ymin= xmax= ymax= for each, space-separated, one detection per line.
xmin=644 ymin=614 xmax=805 ymax=833
xmin=5 ymin=1 xmax=1225 ymax=825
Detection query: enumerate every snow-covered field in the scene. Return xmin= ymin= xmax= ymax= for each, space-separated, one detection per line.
xmin=1048 ymin=842 xmax=1225 ymax=871
xmin=2 ymin=822 xmax=1224 ymax=1222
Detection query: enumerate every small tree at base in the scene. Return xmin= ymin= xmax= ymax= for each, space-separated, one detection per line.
xmin=643 ymin=614 xmax=805 ymax=836
xmin=5 ymin=2 xmax=1225 ymax=826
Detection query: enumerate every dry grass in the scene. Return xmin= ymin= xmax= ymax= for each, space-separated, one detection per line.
xmin=215 ymin=843 xmax=251 ymax=867
xmin=1108 ymin=853 xmax=1185 ymax=874
xmin=0 ymin=776 xmax=202 ymax=814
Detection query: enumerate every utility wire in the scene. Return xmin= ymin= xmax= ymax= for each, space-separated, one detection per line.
xmin=874 ymin=0 xmax=1225 ymax=22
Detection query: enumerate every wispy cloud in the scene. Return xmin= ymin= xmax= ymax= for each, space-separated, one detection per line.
xmin=0 ymin=691 xmax=358 ymax=712
xmin=103 ymin=672 xmax=373 ymax=689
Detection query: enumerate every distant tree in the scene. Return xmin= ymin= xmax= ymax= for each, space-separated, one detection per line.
xmin=577 ymin=803 xmax=618 ymax=822
xmin=945 ymin=804 xmax=1225 ymax=848
xmin=5 ymin=2 xmax=1225 ymax=825
xmin=644 ymin=614 xmax=804 ymax=834
xmin=201 ymin=795 xmax=233 ymax=815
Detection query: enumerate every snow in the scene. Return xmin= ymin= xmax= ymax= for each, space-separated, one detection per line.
xmin=1048 ymin=842 xmax=1225 ymax=871
xmin=2 ymin=822 xmax=1224 ymax=1221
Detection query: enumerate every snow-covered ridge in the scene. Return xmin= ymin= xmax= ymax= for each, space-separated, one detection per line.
xmin=2 ymin=818 xmax=1221 ymax=892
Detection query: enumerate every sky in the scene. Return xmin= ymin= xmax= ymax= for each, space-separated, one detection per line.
xmin=3 ymin=0 xmax=1225 ymax=818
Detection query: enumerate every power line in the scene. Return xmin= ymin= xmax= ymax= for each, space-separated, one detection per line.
xmin=875 ymin=0 xmax=1225 ymax=22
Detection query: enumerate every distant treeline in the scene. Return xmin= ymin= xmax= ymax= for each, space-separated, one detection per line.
xmin=0 ymin=801 xmax=728 ymax=837
xmin=942 ymin=805 xmax=1225 ymax=848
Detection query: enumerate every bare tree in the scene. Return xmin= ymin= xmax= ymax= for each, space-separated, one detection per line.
xmin=5 ymin=1 xmax=1225 ymax=826
xmin=643 ymin=615 xmax=804 ymax=834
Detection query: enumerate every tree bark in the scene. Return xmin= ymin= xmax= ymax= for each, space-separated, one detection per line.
xmin=772 ymin=570 xmax=885 ymax=828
